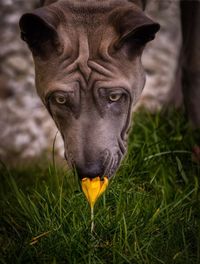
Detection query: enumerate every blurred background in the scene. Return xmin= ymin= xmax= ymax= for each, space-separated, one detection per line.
xmin=0 ymin=0 xmax=182 ymax=165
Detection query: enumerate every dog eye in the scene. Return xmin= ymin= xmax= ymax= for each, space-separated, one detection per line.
xmin=55 ymin=95 xmax=67 ymax=104
xmin=109 ymin=93 xmax=122 ymax=102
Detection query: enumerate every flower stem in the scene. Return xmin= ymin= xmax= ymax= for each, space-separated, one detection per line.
xmin=91 ymin=206 xmax=94 ymax=233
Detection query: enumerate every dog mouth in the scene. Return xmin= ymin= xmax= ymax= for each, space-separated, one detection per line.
xmin=105 ymin=138 xmax=127 ymax=178
xmin=103 ymin=149 xmax=123 ymax=178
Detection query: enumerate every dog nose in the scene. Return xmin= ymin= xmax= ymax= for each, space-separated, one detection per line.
xmin=75 ymin=161 xmax=104 ymax=179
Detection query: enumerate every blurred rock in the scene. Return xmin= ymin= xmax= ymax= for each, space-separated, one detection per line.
xmin=0 ymin=0 xmax=64 ymax=164
xmin=137 ymin=0 xmax=182 ymax=111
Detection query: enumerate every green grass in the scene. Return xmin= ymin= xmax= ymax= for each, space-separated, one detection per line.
xmin=0 ymin=110 xmax=200 ymax=264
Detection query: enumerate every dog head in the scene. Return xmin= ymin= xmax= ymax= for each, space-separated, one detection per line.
xmin=19 ymin=0 xmax=159 ymax=179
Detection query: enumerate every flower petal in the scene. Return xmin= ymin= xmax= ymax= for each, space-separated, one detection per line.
xmin=81 ymin=176 xmax=109 ymax=208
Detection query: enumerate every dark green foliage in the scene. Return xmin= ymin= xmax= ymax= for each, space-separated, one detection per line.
xmin=0 ymin=110 xmax=200 ymax=264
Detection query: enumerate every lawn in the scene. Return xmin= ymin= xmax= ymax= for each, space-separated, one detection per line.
xmin=0 ymin=110 xmax=200 ymax=264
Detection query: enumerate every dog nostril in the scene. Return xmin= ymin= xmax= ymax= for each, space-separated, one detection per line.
xmin=75 ymin=162 xmax=104 ymax=179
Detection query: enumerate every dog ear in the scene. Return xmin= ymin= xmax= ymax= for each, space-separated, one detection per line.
xmin=111 ymin=8 xmax=160 ymax=58
xmin=19 ymin=7 xmax=61 ymax=59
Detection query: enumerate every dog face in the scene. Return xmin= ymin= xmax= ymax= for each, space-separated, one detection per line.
xmin=19 ymin=0 xmax=159 ymax=179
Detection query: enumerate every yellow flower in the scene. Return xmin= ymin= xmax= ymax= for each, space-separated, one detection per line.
xmin=81 ymin=176 xmax=109 ymax=208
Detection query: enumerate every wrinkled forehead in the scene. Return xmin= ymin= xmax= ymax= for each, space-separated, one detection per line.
xmin=29 ymin=0 xmax=158 ymax=99
xmin=38 ymin=56 xmax=134 ymax=100
xmin=57 ymin=5 xmax=117 ymax=58
xmin=35 ymin=3 xmax=139 ymax=95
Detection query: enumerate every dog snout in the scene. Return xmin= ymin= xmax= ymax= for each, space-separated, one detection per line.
xmin=73 ymin=150 xmax=112 ymax=179
xmin=65 ymin=149 xmax=120 ymax=179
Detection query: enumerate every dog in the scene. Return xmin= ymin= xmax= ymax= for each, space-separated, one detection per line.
xmin=19 ymin=0 xmax=200 ymax=179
